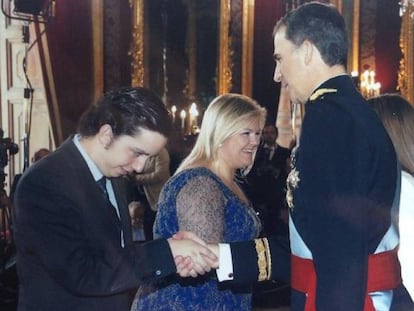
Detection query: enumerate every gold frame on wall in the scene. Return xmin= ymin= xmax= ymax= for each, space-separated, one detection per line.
xmin=349 ymin=0 xmax=360 ymax=74
xmin=398 ymin=8 xmax=414 ymax=104
xmin=217 ymin=0 xmax=232 ymax=94
xmin=92 ymin=0 xmax=104 ymax=100
xmin=129 ymin=0 xmax=145 ymax=87
xmin=241 ymin=0 xmax=255 ymax=96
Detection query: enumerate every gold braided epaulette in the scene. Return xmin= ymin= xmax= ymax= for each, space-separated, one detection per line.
xmin=254 ymin=238 xmax=272 ymax=281
xmin=309 ymin=88 xmax=337 ymax=101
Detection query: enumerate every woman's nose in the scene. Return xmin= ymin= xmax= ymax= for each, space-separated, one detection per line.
xmin=251 ymin=134 xmax=260 ymax=146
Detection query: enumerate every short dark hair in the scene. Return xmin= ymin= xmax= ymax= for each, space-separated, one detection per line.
xmin=274 ymin=2 xmax=348 ymax=67
xmin=32 ymin=148 xmax=50 ymax=162
xmin=78 ymin=87 xmax=172 ymax=138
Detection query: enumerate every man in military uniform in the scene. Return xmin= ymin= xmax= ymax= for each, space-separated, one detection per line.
xmin=177 ymin=2 xmax=412 ymax=310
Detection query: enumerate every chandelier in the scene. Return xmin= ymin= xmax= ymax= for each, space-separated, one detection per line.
xmin=399 ymin=0 xmax=414 ymax=18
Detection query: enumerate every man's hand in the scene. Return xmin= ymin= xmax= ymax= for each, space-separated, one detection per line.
xmin=206 ymin=243 xmax=219 ymax=262
xmin=174 ymin=232 xmax=219 ymax=268
xmin=167 ymin=236 xmax=217 ymax=278
xmin=169 ymin=231 xmax=218 ymax=277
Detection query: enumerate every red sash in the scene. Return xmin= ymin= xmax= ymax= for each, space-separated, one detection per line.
xmin=291 ymin=248 xmax=401 ymax=311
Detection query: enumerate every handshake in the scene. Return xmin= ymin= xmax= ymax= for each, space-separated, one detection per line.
xmin=167 ymin=231 xmax=220 ymax=278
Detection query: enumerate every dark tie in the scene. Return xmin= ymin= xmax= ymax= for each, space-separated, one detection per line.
xmin=97 ymin=177 xmax=110 ymax=202
xmin=96 ymin=177 xmax=120 ymax=221
xmin=96 ymin=177 xmax=123 ymax=247
xmin=264 ymin=147 xmax=271 ymax=161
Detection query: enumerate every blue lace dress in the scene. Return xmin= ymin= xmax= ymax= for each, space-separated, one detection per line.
xmin=131 ymin=167 xmax=261 ymax=311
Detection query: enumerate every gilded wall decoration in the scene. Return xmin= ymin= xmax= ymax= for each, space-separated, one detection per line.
xmin=229 ymin=0 xmax=242 ymax=93
xmin=129 ymin=0 xmax=256 ymax=103
xmin=359 ymin=0 xmax=377 ymax=72
xmin=130 ymin=0 xmax=221 ymax=110
xmin=398 ymin=6 xmax=414 ymax=104
xmin=218 ymin=0 xmax=232 ymax=95
xmin=129 ymin=0 xmax=145 ymax=87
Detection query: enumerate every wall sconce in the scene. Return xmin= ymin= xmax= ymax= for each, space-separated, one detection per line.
xmin=171 ymin=105 xmax=177 ymax=124
xmin=359 ymin=70 xmax=381 ymax=98
xmin=189 ymin=103 xmax=199 ymax=129
xmin=399 ymin=0 xmax=414 ymax=18
xmin=180 ymin=110 xmax=186 ymax=131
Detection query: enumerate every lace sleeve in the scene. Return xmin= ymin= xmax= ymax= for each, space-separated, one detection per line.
xmin=176 ymin=175 xmax=225 ymax=243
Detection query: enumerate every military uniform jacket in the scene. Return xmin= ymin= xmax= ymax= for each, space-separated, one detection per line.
xmin=13 ymin=138 xmax=176 ymax=311
xmin=229 ymin=75 xmax=403 ymax=310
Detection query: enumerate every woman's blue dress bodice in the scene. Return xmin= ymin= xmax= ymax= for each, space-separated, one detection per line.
xmin=131 ymin=167 xmax=261 ymax=311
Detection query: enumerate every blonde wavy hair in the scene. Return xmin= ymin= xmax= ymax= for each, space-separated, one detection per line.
xmin=176 ymin=93 xmax=267 ymax=174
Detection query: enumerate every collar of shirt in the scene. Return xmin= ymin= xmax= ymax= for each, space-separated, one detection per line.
xmin=264 ymin=144 xmax=275 ymax=151
xmin=73 ymin=134 xmax=104 ymax=182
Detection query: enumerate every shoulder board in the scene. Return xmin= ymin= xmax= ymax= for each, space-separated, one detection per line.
xmin=309 ymin=88 xmax=337 ymax=102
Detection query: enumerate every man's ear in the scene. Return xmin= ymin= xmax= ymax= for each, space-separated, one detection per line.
xmin=302 ymin=40 xmax=314 ymax=65
xmin=98 ymin=124 xmax=113 ymax=148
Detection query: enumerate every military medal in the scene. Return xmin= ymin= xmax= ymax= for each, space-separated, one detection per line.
xmin=286 ymin=167 xmax=300 ymax=210
xmin=286 ymin=145 xmax=300 ymax=210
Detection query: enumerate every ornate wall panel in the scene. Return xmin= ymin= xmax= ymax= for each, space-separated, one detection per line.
xmin=218 ymin=0 xmax=232 ymax=94
xmin=92 ymin=0 xmax=104 ymax=102
xmin=241 ymin=0 xmax=254 ymax=96
xmin=398 ymin=6 xmax=414 ymax=104
xmin=229 ymin=0 xmax=242 ymax=93
xmin=131 ymin=0 xmax=222 ymax=111
xmin=359 ymin=0 xmax=377 ymax=73
xmin=104 ymin=0 xmax=131 ymax=91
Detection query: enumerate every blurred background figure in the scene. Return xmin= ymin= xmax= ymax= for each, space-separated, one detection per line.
xmin=242 ymin=124 xmax=291 ymax=237
xmin=31 ymin=148 xmax=51 ymax=163
xmin=128 ymin=201 xmax=146 ymax=242
xmin=133 ymin=147 xmax=170 ymax=240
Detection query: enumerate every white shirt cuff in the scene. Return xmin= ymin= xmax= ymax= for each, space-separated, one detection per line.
xmin=216 ymin=243 xmax=234 ymax=281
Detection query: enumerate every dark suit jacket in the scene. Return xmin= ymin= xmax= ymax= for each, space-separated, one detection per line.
xmin=13 ymin=138 xmax=176 ymax=311
xmin=245 ymin=143 xmax=290 ymax=208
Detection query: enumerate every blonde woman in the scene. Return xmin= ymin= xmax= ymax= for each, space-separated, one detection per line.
xmin=132 ymin=94 xmax=266 ymax=310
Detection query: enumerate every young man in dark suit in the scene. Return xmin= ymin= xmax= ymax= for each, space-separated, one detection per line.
xmin=13 ymin=87 xmax=215 ymax=311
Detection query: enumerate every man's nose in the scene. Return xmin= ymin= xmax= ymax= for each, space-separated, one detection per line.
xmin=273 ymin=64 xmax=282 ymax=82
xmin=132 ymin=157 xmax=147 ymax=173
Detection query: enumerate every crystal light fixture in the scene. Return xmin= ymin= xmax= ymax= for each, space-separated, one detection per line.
xmin=399 ymin=0 xmax=414 ymax=18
